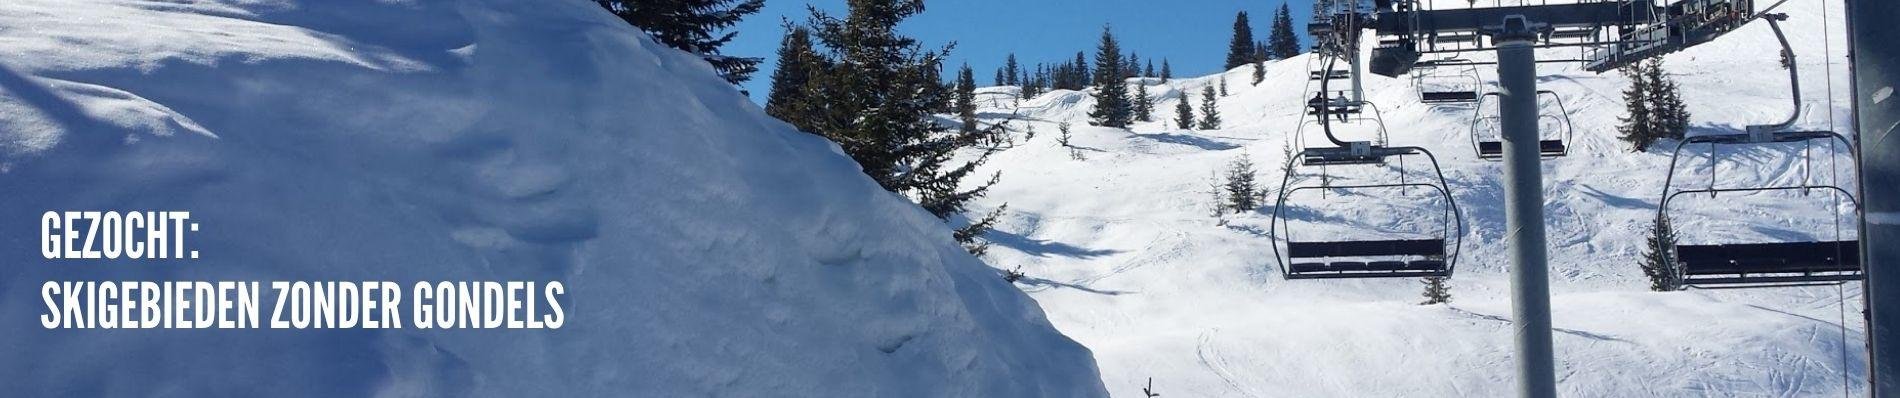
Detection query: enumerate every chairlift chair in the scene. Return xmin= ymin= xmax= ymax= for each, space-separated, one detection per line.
xmin=1270 ymin=144 xmax=1464 ymax=279
xmin=1470 ymin=90 xmax=1575 ymax=159
xmin=1654 ymin=14 xmax=1861 ymax=289
xmin=1412 ymin=59 xmax=1482 ymax=104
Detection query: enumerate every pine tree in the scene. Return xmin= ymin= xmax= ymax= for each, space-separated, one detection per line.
xmin=1145 ymin=60 xmax=1156 ymax=78
xmin=1089 ymin=26 xmax=1134 ymax=128
xmin=1223 ymin=154 xmax=1258 ymax=212
xmin=765 ymin=25 xmax=824 ymax=132
xmin=994 ymin=67 xmax=1006 ymax=87
xmin=1075 ymin=51 xmax=1092 ymax=87
xmin=1127 ymin=52 xmax=1142 ymax=79
xmin=1615 ymin=63 xmax=1656 ymax=152
xmin=1251 ymin=60 xmax=1266 ymax=86
xmin=1639 ymin=216 xmax=1679 ymax=292
xmin=1161 ymin=59 xmax=1174 ymax=82
xmin=1199 ymin=86 xmax=1222 ymax=129
xmin=1219 ymin=76 xmax=1229 ymax=97
xmin=1420 ymin=277 xmax=1452 ymax=305
xmin=1226 ymin=11 xmax=1258 ymax=70
xmin=1647 ymin=59 xmax=1691 ymax=142
xmin=1268 ymin=3 xmax=1302 ymax=59
xmin=1175 ymin=91 xmax=1195 ymax=129
xmin=1133 ymin=81 xmax=1153 ymax=122
xmin=957 ymin=63 xmax=979 ymax=133
xmin=798 ymin=0 xmax=1005 ymax=254
xmin=1004 ymin=53 xmax=1020 ymax=86
xmin=597 ymin=0 xmax=765 ymax=85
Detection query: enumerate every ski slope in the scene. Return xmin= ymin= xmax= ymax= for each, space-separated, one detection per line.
xmin=0 ymin=0 xmax=1105 ymax=396
xmin=965 ymin=0 xmax=1868 ymax=396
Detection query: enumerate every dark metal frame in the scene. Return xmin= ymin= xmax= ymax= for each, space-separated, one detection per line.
xmin=1469 ymin=90 xmax=1575 ymax=159
xmin=1269 ymin=146 xmax=1466 ymax=279
xmin=1656 ymin=131 xmax=1862 ymax=289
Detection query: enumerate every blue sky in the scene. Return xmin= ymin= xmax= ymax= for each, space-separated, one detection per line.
xmin=724 ymin=0 xmax=1314 ymax=103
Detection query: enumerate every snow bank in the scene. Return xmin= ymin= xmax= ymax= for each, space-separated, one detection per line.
xmin=0 ymin=0 xmax=1103 ymax=396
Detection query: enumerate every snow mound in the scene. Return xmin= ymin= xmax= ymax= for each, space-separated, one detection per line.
xmin=0 ymin=0 xmax=1103 ymax=396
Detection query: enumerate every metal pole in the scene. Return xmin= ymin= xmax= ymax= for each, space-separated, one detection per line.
xmin=1494 ymin=15 xmax=1558 ymax=398
xmin=1847 ymin=0 xmax=1900 ymax=394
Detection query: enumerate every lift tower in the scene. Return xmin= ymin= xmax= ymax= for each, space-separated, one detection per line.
xmin=1849 ymin=0 xmax=1900 ymax=393
xmin=1349 ymin=1 xmax=1773 ymax=396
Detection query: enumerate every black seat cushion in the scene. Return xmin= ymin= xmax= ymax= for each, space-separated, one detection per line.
xmin=1367 ymin=261 xmax=1409 ymax=271
xmin=1678 ymin=241 xmax=1860 ymax=275
xmin=1289 ymin=239 xmax=1446 ymax=258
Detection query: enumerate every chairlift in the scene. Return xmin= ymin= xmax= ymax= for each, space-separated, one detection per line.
xmin=1412 ymin=59 xmax=1482 ymax=104
xmin=1273 ymin=52 xmax=1464 ymax=279
xmin=1469 ymin=90 xmax=1575 ymax=159
xmin=1655 ymin=14 xmax=1861 ymax=289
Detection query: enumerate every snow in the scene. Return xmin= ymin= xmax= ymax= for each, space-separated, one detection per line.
xmin=964 ymin=0 xmax=1867 ymax=396
xmin=0 ymin=0 xmax=1104 ymax=397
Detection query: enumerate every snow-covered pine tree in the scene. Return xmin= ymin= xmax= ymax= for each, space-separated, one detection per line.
xmin=1220 ymin=76 xmax=1229 ymax=97
xmin=1268 ymin=2 xmax=1302 ymax=59
xmin=1223 ymin=154 xmax=1258 ymax=212
xmin=1004 ymin=53 xmax=1020 ymax=86
xmin=1199 ymin=86 xmax=1222 ymax=129
xmin=1090 ymin=26 xmax=1134 ymax=128
xmin=1251 ymin=60 xmax=1265 ymax=86
xmin=1639 ymin=216 xmax=1679 ymax=291
xmin=764 ymin=24 xmax=823 ymax=132
xmin=1175 ymin=91 xmax=1195 ymax=129
xmin=1226 ymin=11 xmax=1257 ymax=70
xmin=1058 ymin=122 xmax=1073 ymax=147
xmin=596 ymin=0 xmax=764 ymax=85
xmin=800 ymin=0 xmax=1005 ymax=254
xmin=1420 ymin=277 xmax=1451 ymax=305
xmin=957 ymin=63 xmax=979 ymax=133
xmin=1133 ymin=81 xmax=1153 ymax=122
xmin=1615 ymin=63 xmax=1656 ymax=151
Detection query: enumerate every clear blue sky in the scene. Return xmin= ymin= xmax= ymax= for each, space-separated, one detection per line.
xmin=724 ymin=0 xmax=1314 ymax=103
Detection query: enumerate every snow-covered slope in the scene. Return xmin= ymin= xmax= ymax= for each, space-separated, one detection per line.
xmin=964 ymin=0 xmax=1865 ymax=396
xmin=0 ymin=0 xmax=1104 ymax=396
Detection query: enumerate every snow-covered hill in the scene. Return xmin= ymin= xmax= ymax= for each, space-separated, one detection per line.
xmin=965 ymin=0 xmax=1866 ymax=396
xmin=0 ymin=0 xmax=1104 ymax=396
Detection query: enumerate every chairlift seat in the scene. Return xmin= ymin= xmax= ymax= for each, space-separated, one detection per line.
xmin=1475 ymin=140 xmax=1568 ymax=159
xmin=1284 ymin=239 xmax=1450 ymax=279
xmin=1676 ymin=241 xmax=1862 ymax=286
xmin=1310 ymin=70 xmax=1352 ymax=80
xmin=1421 ymin=91 xmax=1479 ymax=103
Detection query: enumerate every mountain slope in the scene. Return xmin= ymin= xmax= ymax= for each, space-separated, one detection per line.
xmin=0 ymin=0 xmax=1105 ymax=396
xmin=965 ymin=1 xmax=1865 ymax=396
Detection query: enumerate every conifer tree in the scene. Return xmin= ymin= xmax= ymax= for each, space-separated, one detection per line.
xmin=957 ymin=63 xmax=979 ymax=133
xmin=1251 ymin=60 xmax=1266 ymax=86
xmin=994 ymin=68 xmax=1006 ymax=87
xmin=798 ymin=0 xmax=1006 ymax=254
xmin=1219 ymin=76 xmax=1229 ymax=97
xmin=1616 ymin=63 xmax=1655 ymax=151
xmin=1268 ymin=2 xmax=1302 ymax=59
xmin=1004 ymin=53 xmax=1021 ymax=86
xmin=1075 ymin=51 xmax=1092 ymax=87
xmin=597 ymin=0 xmax=765 ymax=85
xmin=1090 ymin=26 xmax=1134 ymax=128
xmin=1199 ymin=86 xmax=1222 ymax=129
xmin=1421 ymin=277 xmax=1452 ymax=305
xmin=1226 ymin=11 xmax=1258 ymax=70
xmin=1145 ymin=60 xmax=1156 ymax=78
xmin=1161 ymin=59 xmax=1173 ymax=82
xmin=1639 ymin=216 xmax=1679 ymax=292
xmin=1647 ymin=59 xmax=1691 ymax=141
xmin=765 ymin=24 xmax=824 ymax=132
xmin=1175 ymin=91 xmax=1195 ymax=129
xmin=1127 ymin=52 xmax=1142 ymax=79
xmin=1133 ymin=81 xmax=1153 ymax=122
xmin=1223 ymin=154 xmax=1258 ymax=212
